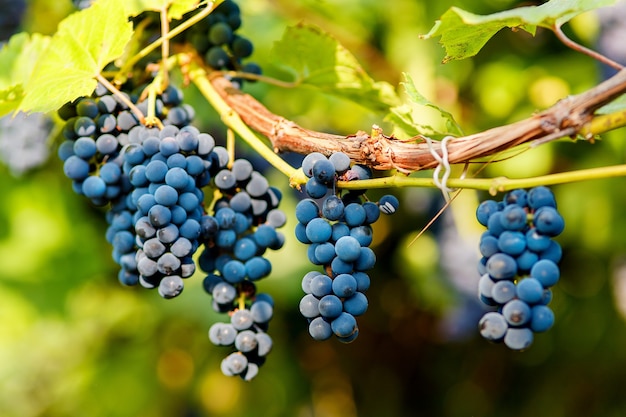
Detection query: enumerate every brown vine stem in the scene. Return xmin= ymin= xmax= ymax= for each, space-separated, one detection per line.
xmin=553 ymin=24 xmax=624 ymax=71
xmin=207 ymin=68 xmax=626 ymax=172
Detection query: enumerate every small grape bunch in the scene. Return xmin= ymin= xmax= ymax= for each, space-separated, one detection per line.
xmin=198 ymin=158 xmax=286 ymax=379
xmin=176 ymin=0 xmax=261 ymax=82
xmin=295 ymin=152 xmax=399 ymax=342
xmin=475 ymin=186 xmax=564 ymax=350
xmin=208 ymin=289 xmax=274 ymax=381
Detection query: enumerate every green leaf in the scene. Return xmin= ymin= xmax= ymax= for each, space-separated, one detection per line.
xmin=19 ymin=0 xmax=133 ymax=114
xmin=421 ymin=0 xmax=617 ymax=63
xmin=386 ymin=74 xmax=463 ymax=138
xmin=402 ymin=73 xmax=463 ymax=136
xmin=123 ymin=0 xmax=200 ymax=20
xmin=0 ymin=32 xmax=51 ymax=116
xmin=271 ymin=24 xmax=401 ymax=113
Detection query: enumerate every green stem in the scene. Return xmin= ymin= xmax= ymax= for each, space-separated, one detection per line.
xmin=189 ymin=64 xmax=297 ymax=179
xmin=580 ymin=108 xmax=626 ymax=137
xmin=330 ymin=164 xmax=626 ymax=194
xmin=96 ymin=74 xmax=145 ymax=124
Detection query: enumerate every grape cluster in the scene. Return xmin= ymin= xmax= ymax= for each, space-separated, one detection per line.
xmin=209 ymin=295 xmax=274 ymax=381
xmin=178 ymin=0 xmax=261 ymax=79
xmin=198 ymin=158 xmax=286 ymax=379
xmin=476 ymin=186 xmax=564 ymax=350
xmin=121 ymin=124 xmax=223 ymax=297
xmin=56 ymin=84 xmax=207 ymax=287
xmin=0 ymin=111 xmax=52 ymax=176
xmin=295 ymin=152 xmax=399 ymax=342
xmin=57 ymin=83 xmax=193 ymax=206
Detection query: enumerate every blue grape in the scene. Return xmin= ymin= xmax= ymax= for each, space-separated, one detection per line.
xmin=322 ymin=195 xmax=344 ymax=220
xmin=479 ymin=312 xmax=508 ymax=342
xmin=295 ymin=199 xmax=319 ymax=224
xmin=530 ymin=259 xmax=560 ymax=287
xmin=334 ymin=236 xmax=361 ymax=262
xmin=500 ymin=204 xmax=528 ymax=231
xmin=332 ymin=273 xmax=358 ymax=298
xmin=502 ymin=299 xmax=532 ymax=327
xmin=344 ymin=203 xmax=366 ymax=227
xmin=305 ymin=177 xmax=328 ymax=198
xmin=378 ymin=194 xmax=400 ymax=215
xmin=209 ymin=323 xmax=238 ymax=346
xmin=312 ymin=158 xmax=336 ymax=184
xmin=235 ymin=330 xmax=258 ymax=352
xmin=255 ymin=332 xmax=273 ymax=356
xmin=305 ymin=218 xmax=332 ymax=243
xmin=329 ymin=152 xmax=351 ymax=173
xmin=527 ymin=186 xmax=556 ymax=209
xmin=491 ymin=280 xmax=516 ymax=304
xmin=331 ymin=312 xmax=358 ymax=338
xmin=530 ymin=305 xmax=554 ymax=332
xmin=343 ymin=292 xmax=368 ymax=316
xmin=486 ymin=253 xmax=517 ymax=280
xmin=221 ymin=352 xmax=248 ymax=376
xmin=318 ymin=295 xmax=343 ymax=319
xmin=503 ymin=328 xmax=534 ymax=350
xmin=231 ymin=309 xmax=254 ymax=331
xmin=309 ymin=317 xmax=332 ymax=341
xmin=250 ymin=300 xmax=273 ymax=323
xmin=479 ymin=234 xmax=500 ymax=258
xmin=497 ymin=231 xmax=526 ymax=255
xmin=299 ymin=294 xmax=320 ymax=318
xmin=158 ymin=275 xmax=184 ymax=299
xmin=516 ymin=277 xmax=544 ymax=304
xmin=302 ymin=152 xmax=326 ymax=177
xmin=533 ymin=206 xmax=565 ymax=236
xmin=310 ymin=274 xmax=333 ymax=298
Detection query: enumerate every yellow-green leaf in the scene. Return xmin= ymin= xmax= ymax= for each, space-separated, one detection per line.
xmin=124 ymin=0 xmax=201 ymax=20
xmin=422 ymin=0 xmax=617 ymax=63
xmin=271 ymin=24 xmax=401 ymax=113
xmin=19 ymin=0 xmax=133 ymax=114
xmin=0 ymin=32 xmax=51 ymax=116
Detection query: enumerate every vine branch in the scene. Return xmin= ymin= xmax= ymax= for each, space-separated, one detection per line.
xmin=205 ymin=68 xmax=626 ymax=173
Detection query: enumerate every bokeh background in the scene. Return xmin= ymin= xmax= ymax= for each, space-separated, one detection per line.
xmin=3 ymin=0 xmax=626 ymax=416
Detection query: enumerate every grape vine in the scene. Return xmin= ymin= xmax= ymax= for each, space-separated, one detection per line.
xmin=3 ymin=0 xmax=626 ymax=386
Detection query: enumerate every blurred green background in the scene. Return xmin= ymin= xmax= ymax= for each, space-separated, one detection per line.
xmin=3 ymin=0 xmax=626 ymax=416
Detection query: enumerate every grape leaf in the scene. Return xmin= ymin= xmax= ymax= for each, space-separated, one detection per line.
xmin=0 ymin=33 xmax=51 ymax=116
xmin=123 ymin=0 xmax=201 ymax=19
xmin=421 ymin=0 xmax=617 ymax=63
xmin=386 ymin=73 xmax=463 ymax=139
xmin=271 ymin=24 xmax=401 ymax=113
xmin=18 ymin=0 xmax=133 ymax=114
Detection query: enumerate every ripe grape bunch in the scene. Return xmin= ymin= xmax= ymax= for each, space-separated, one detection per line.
xmin=295 ymin=152 xmax=399 ymax=343
xmin=476 ymin=186 xmax=564 ymax=350
xmin=199 ymin=158 xmax=286 ymax=380
xmin=177 ymin=0 xmax=261 ymax=82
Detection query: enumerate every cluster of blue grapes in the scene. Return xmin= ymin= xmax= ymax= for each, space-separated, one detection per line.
xmin=57 ymin=83 xmax=194 ymax=205
xmin=119 ymin=124 xmax=225 ymax=297
xmin=476 ymin=186 xmax=564 ymax=350
xmin=295 ymin=152 xmax=399 ymax=342
xmin=179 ymin=0 xmax=261 ymax=80
xmin=57 ymin=82 xmax=283 ymax=379
xmin=56 ymin=84 xmax=204 ymax=287
xmin=199 ymin=158 xmax=286 ymax=379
